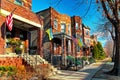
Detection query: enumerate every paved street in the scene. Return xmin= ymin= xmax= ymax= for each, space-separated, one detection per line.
xmin=47 ymin=62 xmax=105 ymax=80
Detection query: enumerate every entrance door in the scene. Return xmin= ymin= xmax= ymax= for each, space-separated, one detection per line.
xmin=29 ymin=30 xmax=37 ymax=55
xmin=6 ymin=27 xmax=29 ymax=54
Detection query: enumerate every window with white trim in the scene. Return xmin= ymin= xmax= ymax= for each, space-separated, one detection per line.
xmin=54 ymin=19 xmax=58 ymax=30
xmin=15 ymin=0 xmax=23 ymax=5
xmin=80 ymin=24 xmax=82 ymax=30
xmin=86 ymin=31 xmax=89 ymax=35
xmin=77 ymin=45 xmax=80 ymax=52
xmin=87 ymin=39 xmax=90 ymax=44
xmin=76 ymin=33 xmax=80 ymax=38
xmin=68 ymin=24 xmax=71 ymax=35
xmin=75 ymin=22 xmax=79 ymax=30
xmin=61 ymin=23 xmax=66 ymax=33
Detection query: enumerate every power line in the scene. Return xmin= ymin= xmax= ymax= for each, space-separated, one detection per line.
xmin=54 ymin=0 xmax=62 ymax=8
xmin=81 ymin=0 xmax=92 ymax=18
xmin=72 ymin=0 xmax=84 ymax=11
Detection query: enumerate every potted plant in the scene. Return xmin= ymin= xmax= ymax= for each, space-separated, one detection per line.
xmin=7 ymin=38 xmax=22 ymax=54
xmin=15 ymin=46 xmax=22 ymax=54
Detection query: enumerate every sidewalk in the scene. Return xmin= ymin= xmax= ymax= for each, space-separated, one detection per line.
xmin=47 ymin=62 xmax=105 ymax=80
xmin=92 ymin=62 xmax=120 ymax=80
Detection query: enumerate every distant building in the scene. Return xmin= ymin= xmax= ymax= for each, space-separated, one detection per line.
xmin=82 ymin=24 xmax=91 ymax=56
xmin=37 ymin=7 xmax=72 ymax=66
xmin=90 ymin=35 xmax=97 ymax=46
xmin=0 ymin=0 xmax=43 ymax=55
xmin=71 ymin=16 xmax=83 ymax=57
xmin=90 ymin=35 xmax=98 ymax=57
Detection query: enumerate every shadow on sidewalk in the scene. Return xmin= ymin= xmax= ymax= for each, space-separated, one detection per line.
xmin=92 ymin=62 xmax=120 ymax=80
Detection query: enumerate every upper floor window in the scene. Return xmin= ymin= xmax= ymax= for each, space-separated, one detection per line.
xmin=68 ymin=24 xmax=71 ymax=35
xmin=61 ymin=23 xmax=66 ymax=33
xmin=54 ymin=19 xmax=58 ymax=30
xmin=75 ymin=22 xmax=79 ymax=30
xmin=15 ymin=0 xmax=23 ymax=5
xmin=80 ymin=24 xmax=82 ymax=30
xmin=77 ymin=45 xmax=80 ymax=52
xmin=76 ymin=33 xmax=80 ymax=38
xmin=86 ymin=31 xmax=89 ymax=35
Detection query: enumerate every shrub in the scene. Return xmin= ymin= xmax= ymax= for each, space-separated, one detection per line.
xmin=7 ymin=66 xmax=17 ymax=72
xmin=0 ymin=71 xmax=5 ymax=77
xmin=7 ymin=71 xmax=15 ymax=76
xmin=81 ymin=56 xmax=87 ymax=61
xmin=92 ymin=41 xmax=106 ymax=60
xmin=75 ymin=59 xmax=82 ymax=65
xmin=0 ymin=66 xmax=17 ymax=77
xmin=88 ymin=57 xmax=95 ymax=63
xmin=0 ymin=66 xmax=6 ymax=72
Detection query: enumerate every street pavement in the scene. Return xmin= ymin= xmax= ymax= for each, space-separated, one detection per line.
xmin=47 ymin=62 xmax=105 ymax=80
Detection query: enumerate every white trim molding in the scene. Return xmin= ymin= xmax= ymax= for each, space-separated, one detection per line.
xmin=0 ymin=9 xmax=42 ymax=28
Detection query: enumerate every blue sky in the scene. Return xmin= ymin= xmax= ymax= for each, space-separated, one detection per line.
xmin=32 ymin=0 xmax=107 ymax=46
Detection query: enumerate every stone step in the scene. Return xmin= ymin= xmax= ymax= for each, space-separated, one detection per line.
xmin=21 ymin=54 xmax=60 ymax=77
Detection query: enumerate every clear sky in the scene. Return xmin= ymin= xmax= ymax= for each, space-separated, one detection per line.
xmin=32 ymin=0 xmax=106 ymax=46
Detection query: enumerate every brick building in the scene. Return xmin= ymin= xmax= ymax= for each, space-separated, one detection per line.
xmin=0 ymin=0 xmax=43 ymax=55
xmin=71 ymin=16 xmax=83 ymax=57
xmin=90 ymin=35 xmax=97 ymax=46
xmin=37 ymin=7 xmax=72 ymax=66
xmin=82 ymin=24 xmax=91 ymax=56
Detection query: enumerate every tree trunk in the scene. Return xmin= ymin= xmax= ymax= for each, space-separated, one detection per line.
xmin=112 ymin=40 xmax=116 ymax=62
xmin=109 ymin=24 xmax=120 ymax=76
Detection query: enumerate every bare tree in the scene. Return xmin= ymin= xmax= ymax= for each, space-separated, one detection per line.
xmin=104 ymin=40 xmax=113 ymax=57
xmin=96 ymin=18 xmax=116 ymax=62
xmin=97 ymin=0 xmax=120 ymax=76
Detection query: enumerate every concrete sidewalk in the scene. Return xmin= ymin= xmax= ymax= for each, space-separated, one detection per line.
xmin=47 ymin=62 xmax=105 ymax=80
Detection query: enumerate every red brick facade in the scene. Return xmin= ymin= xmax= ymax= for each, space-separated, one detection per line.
xmin=83 ymin=26 xmax=90 ymax=46
xmin=71 ymin=16 xmax=83 ymax=57
xmin=0 ymin=56 xmax=23 ymax=67
xmin=0 ymin=0 xmax=43 ymax=54
xmin=1 ymin=0 xmax=41 ymax=24
xmin=82 ymin=24 xmax=91 ymax=56
xmin=37 ymin=7 xmax=72 ymax=66
xmin=37 ymin=7 xmax=72 ymax=56
xmin=90 ymin=35 xmax=97 ymax=46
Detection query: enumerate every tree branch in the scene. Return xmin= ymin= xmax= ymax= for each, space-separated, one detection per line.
xmin=100 ymin=0 xmax=116 ymax=26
